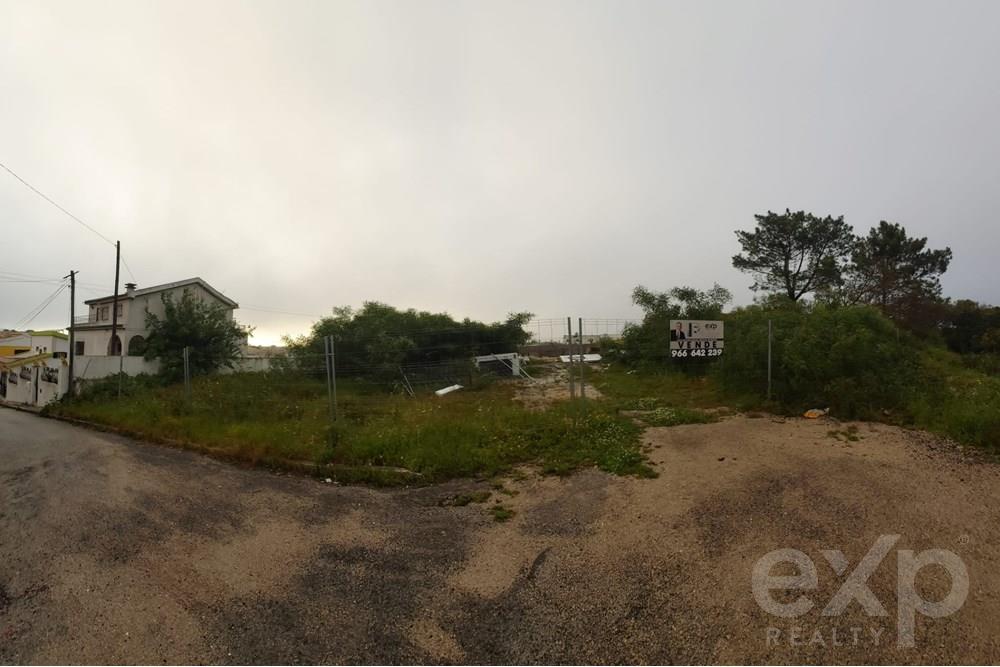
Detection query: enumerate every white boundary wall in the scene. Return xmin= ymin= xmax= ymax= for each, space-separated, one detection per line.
xmin=75 ymin=355 xmax=161 ymax=380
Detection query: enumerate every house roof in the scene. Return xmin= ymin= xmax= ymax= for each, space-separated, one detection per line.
xmin=27 ymin=330 xmax=68 ymax=340
xmin=0 ymin=330 xmax=66 ymax=341
xmin=84 ymin=277 xmax=239 ymax=309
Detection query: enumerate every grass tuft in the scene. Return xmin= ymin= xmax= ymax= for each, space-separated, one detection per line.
xmin=490 ymin=504 xmax=515 ymax=522
xmin=640 ymin=406 xmax=717 ymax=427
xmin=50 ymin=372 xmax=653 ymax=482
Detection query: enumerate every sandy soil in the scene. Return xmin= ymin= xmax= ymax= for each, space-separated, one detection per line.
xmin=2 ymin=407 xmax=999 ymax=664
xmin=516 ymin=360 xmax=603 ymax=409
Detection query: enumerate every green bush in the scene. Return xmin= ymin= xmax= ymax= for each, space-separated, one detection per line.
xmin=640 ymin=406 xmax=716 ymax=427
xmin=907 ymin=347 xmax=1000 ymax=452
xmin=69 ymin=373 xmax=167 ymax=402
xmin=620 ymin=284 xmax=731 ymax=367
xmin=717 ymin=303 xmax=921 ymax=418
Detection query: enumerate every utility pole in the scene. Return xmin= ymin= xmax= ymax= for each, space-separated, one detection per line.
xmin=65 ymin=270 xmax=76 ymax=391
xmin=110 ymin=241 xmax=123 ymax=398
xmin=110 ymin=241 xmax=121 ymax=356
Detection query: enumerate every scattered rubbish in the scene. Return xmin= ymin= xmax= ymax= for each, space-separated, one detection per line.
xmin=803 ymin=408 xmax=829 ymax=419
xmin=324 ymin=478 xmax=332 ymax=484
xmin=474 ymin=353 xmax=523 ymax=377
xmin=558 ymin=353 xmax=603 ymax=363
xmin=435 ymin=384 xmax=463 ymax=396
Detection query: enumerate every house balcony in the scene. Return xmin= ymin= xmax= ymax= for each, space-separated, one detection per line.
xmin=73 ymin=316 xmax=112 ymax=328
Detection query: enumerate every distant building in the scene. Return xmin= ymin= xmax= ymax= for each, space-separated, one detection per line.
xmin=0 ymin=352 xmax=68 ymax=407
xmin=0 ymin=330 xmax=69 ymax=359
xmin=73 ymin=277 xmax=239 ymax=357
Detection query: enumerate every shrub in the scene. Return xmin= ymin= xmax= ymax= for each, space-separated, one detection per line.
xmin=717 ymin=303 xmax=921 ymax=418
xmin=620 ymin=284 xmax=731 ymax=366
xmin=641 ymin=406 xmax=716 ymax=427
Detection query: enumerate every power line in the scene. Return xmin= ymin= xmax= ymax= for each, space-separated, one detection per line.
xmin=0 ymin=270 xmax=110 ymax=291
xmin=119 ymin=254 xmax=137 ymax=283
xmin=0 ymin=161 xmax=116 ymax=246
xmin=14 ymin=281 xmax=69 ymax=329
xmin=0 ymin=160 xmax=138 ymax=284
xmin=0 ymin=270 xmax=65 ymax=282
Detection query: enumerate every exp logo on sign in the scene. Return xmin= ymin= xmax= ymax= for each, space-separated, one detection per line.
xmin=751 ymin=534 xmax=968 ymax=647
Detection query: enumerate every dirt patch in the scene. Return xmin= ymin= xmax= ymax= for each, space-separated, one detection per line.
xmin=3 ymin=408 xmax=1000 ymax=663
xmin=515 ymin=361 xmax=603 ymax=409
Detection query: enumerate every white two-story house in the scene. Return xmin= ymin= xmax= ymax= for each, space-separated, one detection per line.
xmin=73 ymin=277 xmax=239 ymax=357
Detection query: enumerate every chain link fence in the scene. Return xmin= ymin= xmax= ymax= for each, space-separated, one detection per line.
xmin=157 ymin=314 xmax=778 ymax=423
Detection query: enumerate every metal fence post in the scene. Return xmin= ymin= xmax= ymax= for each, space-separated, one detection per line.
xmin=117 ymin=352 xmax=124 ymax=400
xmin=578 ymin=317 xmax=586 ymax=399
xmin=766 ymin=319 xmax=772 ymax=402
xmin=325 ymin=335 xmax=338 ymax=421
xmin=183 ymin=346 xmax=191 ymax=402
xmin=566 ymin=317 xmax=576 ymax=399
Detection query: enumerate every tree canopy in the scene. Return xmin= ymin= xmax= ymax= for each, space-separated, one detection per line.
xmin=143 ymin=289 xmax=249 ymax=380
xmin=620 ymin=284 xmax=732 ymax=364
xmin=284 ymin=301 xmax=532 ymax=378
xmin=842 ymin=221 xmax=952 ymax=320
xmin=732 ymin=209 xmax=854 ymax=301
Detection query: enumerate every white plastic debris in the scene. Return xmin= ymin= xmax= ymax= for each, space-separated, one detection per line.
xmin=435 ymin=384 xmax=463 ymax=396
xmin=558 ymin=353 xmax=603 ymax=363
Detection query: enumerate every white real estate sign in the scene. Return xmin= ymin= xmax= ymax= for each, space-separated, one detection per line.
xmin=669 ymin=320 xmax=724 ymax=358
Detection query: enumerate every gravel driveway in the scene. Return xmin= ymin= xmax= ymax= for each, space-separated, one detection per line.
xmin=2 ymin=406 xmax=999 ymax=663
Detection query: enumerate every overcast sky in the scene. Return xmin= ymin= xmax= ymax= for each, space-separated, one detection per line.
xmin=2 ymin=0 xmax=998 ymax=344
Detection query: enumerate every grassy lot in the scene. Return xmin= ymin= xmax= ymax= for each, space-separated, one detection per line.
xmin=48 ymin=371 xmax=654 ymax=482
xmin=594 ymin=355 xmax=1000 ymax=453
xmin=49 ymin=352 xmax=998 ymax=484
xmin=590 ymin=363 xmax=724 ymax=411
xmin=907 ymin=347 xmax=1000 ymax=452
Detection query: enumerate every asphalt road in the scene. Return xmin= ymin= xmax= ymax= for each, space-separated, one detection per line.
xmin=2 ymin=406 xmax=1000 ymax=664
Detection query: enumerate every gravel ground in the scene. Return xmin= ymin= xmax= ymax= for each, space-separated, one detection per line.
xmin=1 ymin=406 xmax=999 ymax=664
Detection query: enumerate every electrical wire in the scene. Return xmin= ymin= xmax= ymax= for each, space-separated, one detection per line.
xmin=120 ymin=254 xmax=137 ymax=283
xmin=0 ymin=160 xmax=138 ymax=282
xmin=0 ymin=161 xmax=116 ymax=246
xmin=14 ymin=281 xmax=69 ymax=329
xmin=0 ymin=270 xmax=111 ymax=291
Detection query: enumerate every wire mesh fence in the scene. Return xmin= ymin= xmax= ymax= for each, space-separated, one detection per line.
xmin=160 ymin=314 xmax=773 ymax=424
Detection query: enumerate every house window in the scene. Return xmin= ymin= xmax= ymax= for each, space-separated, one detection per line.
xmin=75 ymin=341 xmax=85 ymax=355
xmin=116 ymin=303 xmax=123 ymax=318
xmin=100 ymin=306 xmax=109 ymax=321
xmin=127 ymin=335 xmax=146 ymax=357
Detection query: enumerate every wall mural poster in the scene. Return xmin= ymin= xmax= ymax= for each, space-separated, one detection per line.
xmin=8 ymin=370 xmax=17 ymax=384
xmin=41 ymin=366 xmax=59 ymax=384
xmin=19 ymin=366 xmax=32 ymax=380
